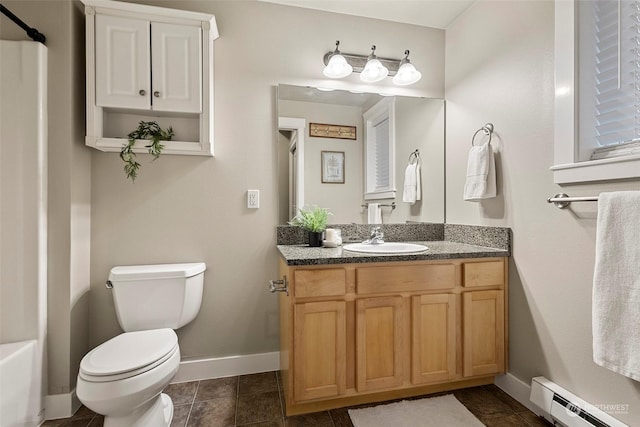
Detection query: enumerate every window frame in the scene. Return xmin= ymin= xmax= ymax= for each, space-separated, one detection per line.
xmin=363 ymin=98 xmax=396 ymax=200
xmin=552 ymin=0 xmax=640 ymax=184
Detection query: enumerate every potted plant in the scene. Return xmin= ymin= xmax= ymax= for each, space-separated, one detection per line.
xmin=289 ymin=206 xmax=332 ymax=247
xmin=120 ymin=121 xmax=174 ymax=181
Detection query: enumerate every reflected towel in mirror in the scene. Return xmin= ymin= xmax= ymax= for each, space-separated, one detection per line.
xmin=403 ymin=162 xmax=421 ymax=204
xmin=367 ymin=203 xmax=382 ymax=224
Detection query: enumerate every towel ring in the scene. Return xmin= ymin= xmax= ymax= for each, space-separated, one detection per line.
xmin=408 ymin=149 xmax=420 ymax=163
xmin=471 ymin=123 xmax=494 ymax=146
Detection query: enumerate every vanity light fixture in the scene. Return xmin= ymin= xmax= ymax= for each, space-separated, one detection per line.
xmin=322 ymin=41 xmax=422 ymax=86
xmin=392 ymin=50 xmax=422 ymax=86
xmin=360 ymin=45 xmax=389 ymax=83
xmin=323 ymin=40 xmax=353 ymax=78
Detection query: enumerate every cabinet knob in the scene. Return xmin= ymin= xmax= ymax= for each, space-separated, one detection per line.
xmin=154 ymin=91 xmax=161 ymax=98
xmin=138 ymin=90 xmax=146 ymax=96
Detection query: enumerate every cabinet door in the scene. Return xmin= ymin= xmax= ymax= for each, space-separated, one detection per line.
xmin=411 ymin=294 xmax=456 ymax=384
xmin=356 ymin=296 xmax=404 ymax=391
xmin=95 ymin=14 xmax=150 ymax=110
xmin=151 ymin=22 xmax=202 ymax=113
xmin=293 ymin=301 xmax=346 ymax=401
xmin=463 ymin=290 xmax=505 ymax=377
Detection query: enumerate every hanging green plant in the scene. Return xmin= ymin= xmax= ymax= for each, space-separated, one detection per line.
xmin=120 ymin=121 xmax=174 ymax=182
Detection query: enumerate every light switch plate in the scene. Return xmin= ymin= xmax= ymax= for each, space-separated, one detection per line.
xmin=247 ymin=189 xmax=259 ymax=209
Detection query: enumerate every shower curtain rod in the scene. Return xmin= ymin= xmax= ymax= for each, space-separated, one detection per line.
xmin=0 ymin=3 xmax=46 ymax=45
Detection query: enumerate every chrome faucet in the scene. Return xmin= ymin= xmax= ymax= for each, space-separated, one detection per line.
xmin=365 ymin=226 xmax=384 ymax=244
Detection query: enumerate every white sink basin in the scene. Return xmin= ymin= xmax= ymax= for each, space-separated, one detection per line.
xmin=342 ymin=242 xmax=428 ymax=254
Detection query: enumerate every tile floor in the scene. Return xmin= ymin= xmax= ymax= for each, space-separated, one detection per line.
xmin=42 ymin=371 xmax=552 ymax=426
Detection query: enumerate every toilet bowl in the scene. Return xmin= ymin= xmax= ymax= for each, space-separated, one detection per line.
xmin=77 ymin=263 xmax=206 ymax=427
xmin=77 ymin=329 xmax=180 ymax=426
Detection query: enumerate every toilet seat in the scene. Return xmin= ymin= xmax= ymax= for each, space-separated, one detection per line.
xmin=80 ymin=328 xmax=178 ymax=383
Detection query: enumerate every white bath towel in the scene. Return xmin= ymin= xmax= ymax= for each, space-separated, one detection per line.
xmin=402 ymin=162 xmax=422 ymax=204
xmin=463 ymin=142 xmax=496 ymax=201
xmin=367 ymin=203 xmax=382 ymax=224
xmin=593 ymin=191 xmax=640 ymax=381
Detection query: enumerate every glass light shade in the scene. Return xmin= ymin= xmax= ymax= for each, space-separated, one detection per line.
xmin=392 ymin=62 xmax=422 ymax=86
xmin=323 ymin=54 xmax=353 ymax=78
xmin=360 ymin=58 xmax=389 ymax=83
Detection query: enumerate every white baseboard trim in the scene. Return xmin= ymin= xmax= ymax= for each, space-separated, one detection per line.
xmin=171 ymin=351 xmax=280 ymax=384
xmin=495 ymin=372 xmax=542 ymax=415
xmin=45 ymin=389 xmax=82 ymax=420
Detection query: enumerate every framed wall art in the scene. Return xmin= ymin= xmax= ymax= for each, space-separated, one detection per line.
xmin=321 ymin=151 xmax=345 ymax=184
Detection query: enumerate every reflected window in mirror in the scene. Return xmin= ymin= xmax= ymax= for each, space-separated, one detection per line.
xmin=364 ymin=98 xmax=396 ymax=200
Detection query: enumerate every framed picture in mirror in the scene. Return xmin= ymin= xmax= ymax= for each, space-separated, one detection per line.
xmin=321 ymin=151 xmax=345 ymax=184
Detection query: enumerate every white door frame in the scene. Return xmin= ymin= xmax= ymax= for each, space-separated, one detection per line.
xmin=278 ymin=117 xmax=306 ymax=213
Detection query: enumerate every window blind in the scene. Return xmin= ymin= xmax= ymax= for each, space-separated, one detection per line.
xmin=373 ymin=117 xmax=390 ymax=190
xmin=580 ymin=0 xmax=640 ymax=160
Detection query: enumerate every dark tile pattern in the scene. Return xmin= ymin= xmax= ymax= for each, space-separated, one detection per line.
xmin=196 ymin=376 xmax=238 ymax=402
xmin=188 ymin=397 xmax=236 ymax=427
xmin=44 ymin=372 xmax=552 ymax=427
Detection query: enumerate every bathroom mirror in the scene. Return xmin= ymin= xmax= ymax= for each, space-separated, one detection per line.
xmin=277 ymin=84 xmax=444 ymax=225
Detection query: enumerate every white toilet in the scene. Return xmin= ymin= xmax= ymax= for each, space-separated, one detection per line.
xmin=77 ymin=262 xmax=206 ymax=427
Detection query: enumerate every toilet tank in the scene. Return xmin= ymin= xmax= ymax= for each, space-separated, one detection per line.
xmin=108 ymin=262 xmax=206 ymax=332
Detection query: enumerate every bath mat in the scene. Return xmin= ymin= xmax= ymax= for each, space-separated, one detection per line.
xmin=348 ymin=394 xmax=484 ymax=427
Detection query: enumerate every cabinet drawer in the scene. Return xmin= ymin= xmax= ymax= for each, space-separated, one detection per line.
xmin=294 ymin=269 xmax=346 ymax=298
xmin=356 ymin=264 xmax=456 ymax=294
xmin=463 ymin=260 xmax=504 ymax=288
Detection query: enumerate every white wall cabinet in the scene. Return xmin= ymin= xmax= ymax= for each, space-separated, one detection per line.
xmin=150 ymin=22 xmax=201 ymax=113
xmin=83 ymin=0 xmax=218 ymax=156
xmin=95 ymin=15 xmax=150 ymax=111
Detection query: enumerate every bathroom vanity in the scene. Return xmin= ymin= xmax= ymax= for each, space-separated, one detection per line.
xmin=275 ymin=234 xmax=509 ymax=416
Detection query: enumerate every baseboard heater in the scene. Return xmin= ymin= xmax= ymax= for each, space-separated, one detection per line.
xmin=529 ymin=377 xmax=628 ymax=427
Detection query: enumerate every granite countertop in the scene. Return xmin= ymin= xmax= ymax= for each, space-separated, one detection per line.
xmin=278 ymin=240 xmax=509 ymax=266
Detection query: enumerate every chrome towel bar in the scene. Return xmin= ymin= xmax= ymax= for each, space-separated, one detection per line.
xmin=361 ymin=202 xmax=396 ymax=211
xmin=547 ymin=193 xmax=599 ymax=209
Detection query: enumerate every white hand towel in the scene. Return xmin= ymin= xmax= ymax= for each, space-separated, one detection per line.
xmin=463 ymin=142 xmax=496 ymax=201
xmin=416 ymin=163 xmax=421 ymax=201
xmin=593 ymin=191 xmax=640 ymax=381
xmin=367 ymin=203 xmax=382 ymax=224
xmin=403 ymin=163 xmax=418 ymax=204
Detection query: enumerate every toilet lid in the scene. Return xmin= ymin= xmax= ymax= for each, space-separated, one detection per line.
xmin=80 ymin=329 xmax=178 ymax=378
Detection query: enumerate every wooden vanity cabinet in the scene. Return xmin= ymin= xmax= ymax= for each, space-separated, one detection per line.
xmin=356 ymin=295 xmax=404 ymax=392
xmin=278 ymin=257 xmax=508 ymax=416
xmin=462 ymin=290 xmax=505 ymax=377
xmin=293 ymin=300 xmax=347 ymax=401
xmin=411 ymin=293 xmax=457 ymax=384
xmin=461 ymin=259 xmax=507 ymax=377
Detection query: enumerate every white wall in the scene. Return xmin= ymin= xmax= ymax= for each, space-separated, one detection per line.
xmin=89 ymin=1 xmax=445 ymax=361
xmin=446 ymin=1 xmax=640 ymax=424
